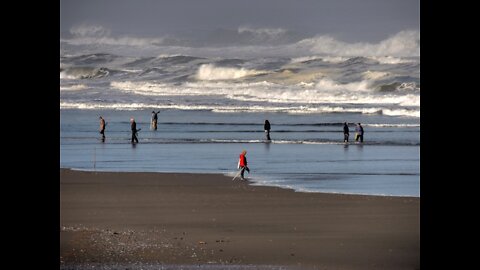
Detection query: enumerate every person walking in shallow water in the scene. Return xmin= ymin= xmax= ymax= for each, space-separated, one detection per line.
xmin=238 ymin=150 xmax=250 ymax=180
xmin=343 ymin=122 xmax=349 ymax=143
xmin=355 ymin=123 xmax=364 ymax=143
xmin=131 ymin=118 xmax=139 ymax=143
xmin=264 ymin=120 xmax=271 ymax=141
xmin=99 ymin=116 xmax=106 ymax=141
xmin=151 ymin=110 xmax=160 ymax=131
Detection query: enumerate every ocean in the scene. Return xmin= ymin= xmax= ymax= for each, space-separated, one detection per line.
xmin=60 ymin=34 xmax=419 ymax=197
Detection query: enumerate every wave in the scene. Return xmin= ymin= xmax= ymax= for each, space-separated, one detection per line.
xmin=314 ymin=78 xmax=370 ymax=92
xmin=375 ymin=82 xmax=419 ymax=92
xmin=366 ymin=123 xmax=419 ymax=128
xmin=60 ymin=53 xmax=120 ymax=65
xmin=371 ymin=56 xmax=418 ymax=64
xmin=196 ymin=64 xmax=266 ymax=80
xmin=363 ymin=71 xmax=390 ymax=80
xmin=108 ymin=80 xmax=419 ymax=107
xmin=298 ymin=30 xmax=419 ymax=57
xmin=158 ymin=122 xmax=418 ymax=128
xmin=155 ymin=55 xmax=205 ymax=65
xmin=381 ymin=109 xmax=420 ymax=117
xmin=290 ymin=56 xmax=349 ymax=64
xmin=59 ymin=84 xmax=88 ymax=91
xmin=60 ymin=136 xmax=420 ymax=146
xmin=290 ymin=55 xmax=417 ymax=66
xmin=60 ymin=67 xmax=112 ymax=79
xmin=60 ymin=101 xmax=419 ymax=117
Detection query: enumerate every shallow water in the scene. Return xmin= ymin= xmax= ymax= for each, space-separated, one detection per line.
xmin=60 ymin=109 xmax=419 ymax=197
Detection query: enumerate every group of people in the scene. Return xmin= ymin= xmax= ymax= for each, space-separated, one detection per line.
xmin=99 ymin=114 xmax=154 ymax=144
xmin=343 ymin=122 xmax=364 ymax=143
xmin=100 ymin=115 xmax=363 ymax=145
xmin=237 ymin=122 xmax=364 ymax=181
xmin=99 ymin=117 xmax=137 ymax=143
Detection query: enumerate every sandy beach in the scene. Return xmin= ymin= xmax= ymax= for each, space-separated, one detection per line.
xmin=60 ymin=168 xmax=419 ymax=269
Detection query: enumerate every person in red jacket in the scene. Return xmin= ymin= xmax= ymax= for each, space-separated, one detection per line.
xmin=237 ymin=150 xmax=250 ymax=180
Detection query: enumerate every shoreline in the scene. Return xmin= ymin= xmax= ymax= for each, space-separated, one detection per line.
xmin=61 ymin=167 xmax=419 ymax=198
xmin=60 ymin=168 xmax=419 ymax=269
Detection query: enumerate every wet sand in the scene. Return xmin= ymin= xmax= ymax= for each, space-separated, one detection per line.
xmin=60 ymin=169 xmax=419 ymax=270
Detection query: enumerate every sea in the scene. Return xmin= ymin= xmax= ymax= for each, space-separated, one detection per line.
xmin=60 ymin=32 xmax=420 ymax=197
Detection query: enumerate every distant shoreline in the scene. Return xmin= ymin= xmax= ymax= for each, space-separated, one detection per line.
xmin=60 ymin=168 xmax=419 ymax=269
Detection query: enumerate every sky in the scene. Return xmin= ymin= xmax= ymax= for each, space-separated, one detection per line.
xmin=60 ymin=0 xmax=419 ymax=44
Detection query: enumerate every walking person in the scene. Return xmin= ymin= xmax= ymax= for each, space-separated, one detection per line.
xmin=151 ymin=110 xmax=160 ymax=131
xmin=131 ymin=118 xmax=139 ymax=143
xmin=355 ymin=123 xmax=364 ymax=143
xmin=264 ymin=120 xmax=271 ymax=141
xmin=237 ymin=150 xmax=250 ymax=180
xmin=343 ymin=122 xmax=349 ymax=143
xmin=99 ymin=116 xmax=106 ymax=141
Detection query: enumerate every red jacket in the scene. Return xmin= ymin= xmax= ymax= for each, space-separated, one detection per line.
xmin=239 ymin=153 xmax=247 ymax=167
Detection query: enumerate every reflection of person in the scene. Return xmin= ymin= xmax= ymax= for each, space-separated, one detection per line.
xmin=151 ymin=110 xmax=160 ymax=131
xmin=343 ymin=122 xmax=349 ymax=143
xmin=131 ymin=118 xmax=139 ymax=143
xmin=237 ymin=150 xmax=250 ymax=180
xmin=99 ymin=116 xmax=106 ymax=141
xmin=355 ymin=123 xmax=364 ymax=142
xmin=264 ymin=120 xmax=271 ymax=141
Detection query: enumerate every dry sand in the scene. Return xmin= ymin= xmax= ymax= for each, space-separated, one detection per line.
xmin=60 ymin=169 xmax=419 ymax=269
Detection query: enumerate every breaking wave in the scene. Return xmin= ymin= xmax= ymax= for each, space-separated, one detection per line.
xmin=196 ymin=64 xmax=266 ymax=80
xmin=60 ymin=67 xmax=111 ymax=79
xmin=60 ymin=27 xmax=419 ymax=118
xmin=299 ymin=30 xmax=419 ymax=57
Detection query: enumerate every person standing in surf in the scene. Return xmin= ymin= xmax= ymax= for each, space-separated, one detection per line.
xmin=151 ymin=110 xmax=160 ymax=131
xmin=355 ymin=123 xmax=364 ymax=143
xmin=131 ymin=117 xmax=139 ymax=143
xmin=343 ymin=122 xmax=349 ymax=143
xmin=238 ymin=150 xmax=250 ymax=180
xmin=99 ymin=116 xmax=106 ymax=141
xmin=264 ymin=120 xmax=271 ymax=141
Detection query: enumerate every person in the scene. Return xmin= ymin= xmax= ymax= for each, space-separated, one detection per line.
xmin=99 ymin=116 xmax=106 ymax=141
xmin=131 ymin=118 xmax=139 ymax=143
xmin=343 ymin=122 xmax=349 ymax=143
xmin=264 ymin=120 xmax=271 ymax=141
xmin=151 ymin=110 xmax=160 ymax=131
xmin=355 ymin=123 xmax=364 ymax=142
xmin=237 ymin=150 xmax=250 ymax=180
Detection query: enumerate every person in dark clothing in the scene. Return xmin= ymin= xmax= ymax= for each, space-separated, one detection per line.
xmin=343 ymin=122 xmax=349 ymax=143
xmin=355 ymin=123 xmax=364 ymax=142
xmin=264 ymin=120 xmax=271 ymax=141
xmin=238 ymin=150 xmax=250 ymax=180
xmin=99 ymin=116 xmax=106 ymax=141
xmin=151 ymin=110 xmax=160 ymax=130
xmin=131 ymin=118 xmax=139 ymax=143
